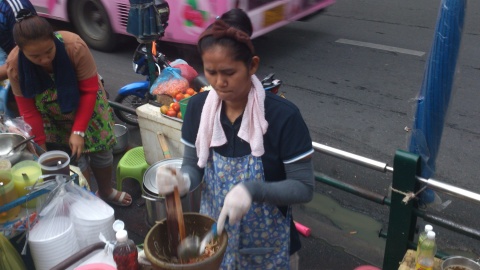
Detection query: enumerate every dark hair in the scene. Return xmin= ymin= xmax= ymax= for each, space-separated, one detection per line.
xmin=198 ymin=9 xmax=254 ymax=67
xmin=13 ymin=15 xmax=54 ymax=48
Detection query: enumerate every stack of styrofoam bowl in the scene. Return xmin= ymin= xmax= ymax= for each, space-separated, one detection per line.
xmin=70 ymin=198 xmax=115 ymax=249
xmin=29 ymin=216 xmax=79 ymax=270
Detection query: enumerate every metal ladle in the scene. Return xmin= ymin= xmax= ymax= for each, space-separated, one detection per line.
xmin=177 ymin=223 xmax=218 ymax=260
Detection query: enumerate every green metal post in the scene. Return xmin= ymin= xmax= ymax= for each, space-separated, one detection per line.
xmin=382 ymin=150 xmax=421 ymax=270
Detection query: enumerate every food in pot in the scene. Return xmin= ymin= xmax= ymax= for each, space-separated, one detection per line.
xmin=444 ymin=266 xmax=472 ymax=270
xmin=153 ymin=237 xmax=219 ymax=264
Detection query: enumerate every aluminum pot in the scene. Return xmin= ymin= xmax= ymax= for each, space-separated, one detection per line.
xmin=0 ymin=133 xmax=28 ymax=164
xmin=112 ymin=124 xmax=128 ymax=154
xmin=442 ymin=256 xmax=480 ymax=270
xmin=142 ymin=159 xmax=203 ymax=226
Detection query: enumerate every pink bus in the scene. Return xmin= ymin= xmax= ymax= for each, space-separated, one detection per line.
xmin=30 ymin=0 xmax=335 ymax=52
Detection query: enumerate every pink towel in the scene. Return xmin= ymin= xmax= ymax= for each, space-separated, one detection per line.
xmin=195 ymin=75 xmax=268 ymax=168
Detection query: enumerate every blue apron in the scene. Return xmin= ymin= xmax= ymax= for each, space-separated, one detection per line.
xmin=200 ymin=151 xmax=291 ymax=270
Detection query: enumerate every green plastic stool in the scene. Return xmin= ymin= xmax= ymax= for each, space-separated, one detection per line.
xmin=116 ymin=146 xmax=149 ymax=191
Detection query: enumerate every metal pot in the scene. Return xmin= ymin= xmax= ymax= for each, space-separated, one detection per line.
xmin=442 ymin=256 xmax=480 ymax=270
xmin=142 ymin=159 xmax=203 ymax=226
xmin=113 ymin=124 xmax=129 ymax=154
xmin=0 ymin=133 xmax=28 ymax=164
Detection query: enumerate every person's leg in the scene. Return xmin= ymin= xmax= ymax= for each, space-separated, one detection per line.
xmin=89 ymin=150 xmax=132 ymax=206
xmin=91 ymin=165 xmax=132 ymax=206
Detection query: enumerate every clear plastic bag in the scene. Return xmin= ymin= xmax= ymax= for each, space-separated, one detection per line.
xmin=27 ymin=178 xmax=116 ymax=269
xmin=150 ymin=67 xmax=189 ymax=97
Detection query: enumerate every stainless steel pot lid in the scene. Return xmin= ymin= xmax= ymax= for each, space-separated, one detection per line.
xmin=143 ymin=158 xmax=183 ymax=195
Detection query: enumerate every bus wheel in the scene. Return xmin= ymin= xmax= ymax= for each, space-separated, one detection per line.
xmin=70 ymin=0 xmax=117 ymax=52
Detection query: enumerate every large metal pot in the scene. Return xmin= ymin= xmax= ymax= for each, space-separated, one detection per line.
xmin=0 ymin=133 xmax=28 ymax=164
xmin=142 ymin=159 xmax=203 ymax=226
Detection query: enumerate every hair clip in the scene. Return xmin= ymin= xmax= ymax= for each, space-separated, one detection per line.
xmin=15 ymin=9 xmax=34 ymax=22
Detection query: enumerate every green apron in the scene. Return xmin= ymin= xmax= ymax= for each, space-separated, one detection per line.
xmin=34 ymin=86 xmax=116 ymax=154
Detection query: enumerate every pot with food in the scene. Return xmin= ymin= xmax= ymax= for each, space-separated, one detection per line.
xmin=442 ymin=256 xmax=480 ymax=270
xmin=144 ymin=213 xmax=228 ymax=270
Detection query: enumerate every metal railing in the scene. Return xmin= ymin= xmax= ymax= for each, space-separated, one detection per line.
xmin=311 ymin=142 xmax=480 ymax=269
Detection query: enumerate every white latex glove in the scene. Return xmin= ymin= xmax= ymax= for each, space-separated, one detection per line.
xmin=155 ymin=167 xmax=191 ymax=196
xmin=217 ymin=183 xmax=252 ymax=235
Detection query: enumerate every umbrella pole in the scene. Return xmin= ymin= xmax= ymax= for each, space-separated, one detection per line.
xmin=408 ymin=0 xmax=466 ymax=204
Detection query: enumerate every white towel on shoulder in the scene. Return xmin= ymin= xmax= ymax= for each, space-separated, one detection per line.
xmin=195 ymin=75 xmax=268 ymax=168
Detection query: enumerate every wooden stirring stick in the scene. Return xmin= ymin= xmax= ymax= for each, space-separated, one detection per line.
xmin=165 ymin=185 xmax=186 ymax=257
xmin=158 ymin=132 xmax=186 ymax=257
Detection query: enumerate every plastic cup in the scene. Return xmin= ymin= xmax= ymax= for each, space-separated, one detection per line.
xmin=11 ymin=160 xmax=43 ymax=208
xmin=38 ymin=150 xmax=71 ymax=180
xmin=0 ymin=169 xmax=21 ymax=222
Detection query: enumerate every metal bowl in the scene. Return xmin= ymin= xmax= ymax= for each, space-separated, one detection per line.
xmin=113 ymin=124 xmax=129 ymax=154
xmin=442 ymin=256 xmax=480 ymax=270
xmin=0 ymin=133 xmax=27 ymax=164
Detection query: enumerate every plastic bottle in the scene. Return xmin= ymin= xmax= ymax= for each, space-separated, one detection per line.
xmin=113 ymin=229 xmax=139 ymax=270
xmin=418 ymin=224 xmax=433 ymax=247
xmin=415 ymin=231 xmax=437 ymax=270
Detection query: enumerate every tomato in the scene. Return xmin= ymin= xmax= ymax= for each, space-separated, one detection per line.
xmin=171 ymin=102 xmax=180 ymax=112
xmin=184 ymin=93 xmax=191 ymax=99
xmin=177 ymin=111 xmax=182 ymax=119
xmin=166 ymin=110 xmax=177 ymax=117
xmin=186 ymin=88 xmax=196 ymax=96
xmin=175 ymin=93 xmax=185 ymax=101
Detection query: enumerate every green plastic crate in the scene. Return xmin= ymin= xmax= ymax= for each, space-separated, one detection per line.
xmin=179 ymin=96 xmax=192 ymax=119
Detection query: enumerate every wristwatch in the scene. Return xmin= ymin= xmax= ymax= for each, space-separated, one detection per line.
xmin=73 ymin=131 xmax=85 ymax=138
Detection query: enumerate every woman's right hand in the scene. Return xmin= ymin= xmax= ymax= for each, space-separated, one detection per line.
xmin=69 ymin=133 xmax=84 ymax=160
xmin=155 ymin=167 xmax=191 ymax=196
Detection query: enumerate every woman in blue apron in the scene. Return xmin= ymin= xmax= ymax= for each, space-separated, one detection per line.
xmin=156 ymin=9 xmax=315 ymax=269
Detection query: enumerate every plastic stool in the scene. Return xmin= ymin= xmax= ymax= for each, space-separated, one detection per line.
xmin=116 ymin=146 xmax=149 ymax=191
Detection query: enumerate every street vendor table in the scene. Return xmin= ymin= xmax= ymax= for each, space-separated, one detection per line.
xmin=137 ymin=103 xmax=184 ymax=164
xmin=399 ymin=249 xmax=444 ymax=270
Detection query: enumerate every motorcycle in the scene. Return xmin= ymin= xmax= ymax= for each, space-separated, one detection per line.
xmin=112 ymin=42 xmax=283 ymax=126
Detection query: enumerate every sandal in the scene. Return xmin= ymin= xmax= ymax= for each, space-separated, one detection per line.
xmin=95 ymin=189 xmax=132 ymax=207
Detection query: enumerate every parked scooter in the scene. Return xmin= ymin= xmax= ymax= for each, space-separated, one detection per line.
xmin=112 ymin=42 xmax=283 ymax=126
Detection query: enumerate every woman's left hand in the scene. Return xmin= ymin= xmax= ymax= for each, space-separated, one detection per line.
xmin=69 ymin=133 xmax=84 ymax=160
xmin=217 ymin=183 xmax=252 ymax=234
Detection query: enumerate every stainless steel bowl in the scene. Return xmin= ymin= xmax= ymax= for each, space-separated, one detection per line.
xmin=113 ymin=124 xmax=129 ymax=154
xmin=442 ymin=256 xmax=480 ymax=270
xmin=0 ymin=133 xmax=27 ymax=164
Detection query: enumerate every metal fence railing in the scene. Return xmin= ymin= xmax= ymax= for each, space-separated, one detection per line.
xmin=311 ymin=142 xmax=480 ymax=269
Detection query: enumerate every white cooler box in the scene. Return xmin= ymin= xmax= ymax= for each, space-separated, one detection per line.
xmin=136 ymin=104 xmax=184 ymax=164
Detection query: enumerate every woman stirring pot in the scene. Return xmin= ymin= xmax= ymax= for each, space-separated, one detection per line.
xmin=156 ymin=9 xmax=315 ymax=269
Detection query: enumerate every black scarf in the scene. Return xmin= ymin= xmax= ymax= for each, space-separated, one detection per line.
xmin=18 ymin=34 xmax=79 ymax=114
